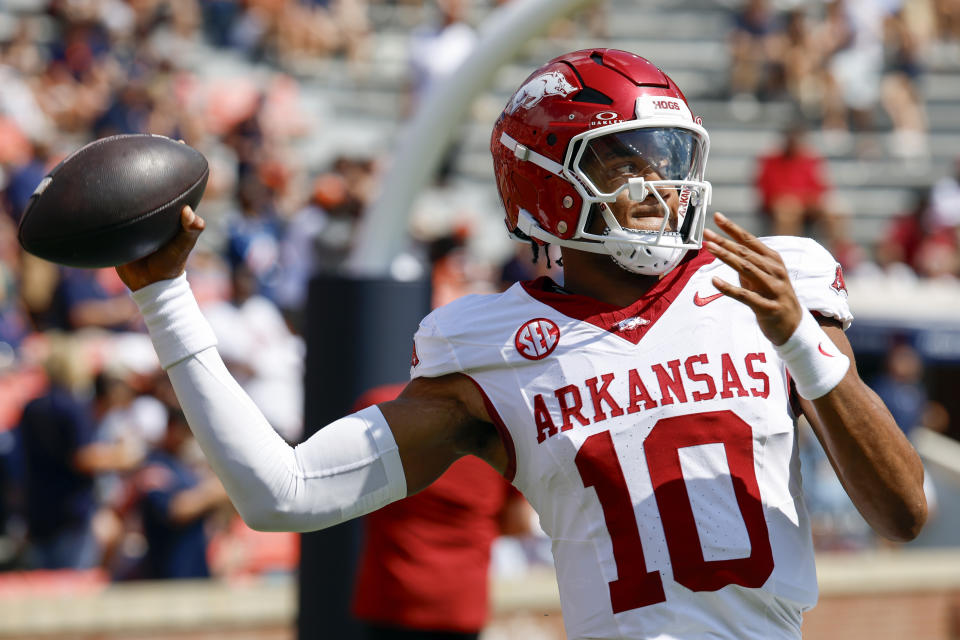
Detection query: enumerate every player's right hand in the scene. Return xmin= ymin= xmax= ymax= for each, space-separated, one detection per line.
xmin=116 ymin=206 xmax=205 ymax=291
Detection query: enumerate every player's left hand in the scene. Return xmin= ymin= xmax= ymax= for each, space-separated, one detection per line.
xmin=703 ymin=212 xmax=803 ymax=346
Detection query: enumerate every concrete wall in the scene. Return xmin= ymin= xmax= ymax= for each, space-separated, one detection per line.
xmin=0 ymin=550 xmax=957 ymax=639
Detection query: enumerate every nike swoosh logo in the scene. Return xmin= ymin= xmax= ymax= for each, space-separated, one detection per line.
xmin=818 ymin=344 xmax=835 ymax=357
xmin=693 ymin=292 xmax=724 ymax=306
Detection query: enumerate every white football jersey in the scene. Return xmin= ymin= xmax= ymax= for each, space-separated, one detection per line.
xmin=411 ymin=237 xmax=852 ymax=640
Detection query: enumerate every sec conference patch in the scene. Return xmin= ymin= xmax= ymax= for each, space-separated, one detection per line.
xmin=515 ymin=318 xmax=560 ymax=360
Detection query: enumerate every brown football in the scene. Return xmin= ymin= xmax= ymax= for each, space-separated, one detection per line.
xmin=18 ymin=134 xmax=208 ymax=268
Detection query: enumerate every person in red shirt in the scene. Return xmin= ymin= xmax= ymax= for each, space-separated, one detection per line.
xmin=350 ymin=383 xmax=530 ymax=640
xmin=875 ymin=189 xmax=960 ymax=278
xmin=755 ymin=125 xmax=830 ymax=236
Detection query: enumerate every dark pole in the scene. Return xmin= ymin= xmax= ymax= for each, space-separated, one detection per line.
xmin=298 ymin=273 xmax=431 ymax=640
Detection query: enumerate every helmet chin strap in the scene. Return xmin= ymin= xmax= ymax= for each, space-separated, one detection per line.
xmin=607 ymin=242 xmax=687 ymax=276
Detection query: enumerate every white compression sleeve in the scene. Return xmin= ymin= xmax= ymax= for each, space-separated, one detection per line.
xmin=132 ymin=275 xmax=408 ymax=532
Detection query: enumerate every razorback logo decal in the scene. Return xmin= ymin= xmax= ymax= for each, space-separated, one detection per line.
xmin=515 ymin=318 xmax=560 ymax=360
xmin=411 ymin=341 xmax=420 ymax=367
xmin=507 ymin=71 xmax=576 ymax=114
xmin=831 ymin=264 xmax=847 ymax=296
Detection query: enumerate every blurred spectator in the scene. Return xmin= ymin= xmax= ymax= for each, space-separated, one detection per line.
xmin=913 ymin=234 xmax=960 ymax=279
xmin=870 ymin=341 xmax=942 ymax=437
xmin=204 ymin=78 xmax=263 ymax=142
xmin=332 ymin=0 xmax=374 ymax=69
xmin=819 ymin=0 xmax=886 ymax=154
xmin=50 ymin=268 xmax=139 ymax=332
xmin=428 ymin=231 xmax=496 ymax=308
xmin=728 ymin=0 xmax=938 ymax=160
xmin=780 ymin=9 xmax=824 ymax=117
xmin=867 ymin=342 xmax=946 ymax=537
xmin=201 ymin=0 xmax=242 ymax=48
xmin=350 ymin=383 xmax=532 ymax=640
xmin=407 ymin=0 xmax=476 ymax=113
xmin=755 ymin=124 xmax=831 ymax=236
xmin=275 ymin=154 xmax=380 ymax=330
xmin=31 ymin=47 xmax=112 ymax=135
xmin=275 ymin=172 xmax=350 ymax=320
xmin=821 ymin=203 xmax=867 ymax=274
xmin=881 ymin=9 xmax=929 ymax=158
xmin=0 ymin=216 xmax=30 ymax=357
xmin=3 ymin=141 xmax=50 ymax=221
xmin=204 ymin=263 xmax=304 ymax=443
xmin=223 ymin=0 xmax=272 ymax=61
xmin=226 ymin=0 xmax=371 ymax=71
xmin=875 ymin=189 xmax=932 ymax=274
xmin=279 ymin=156 xmax=374 ymax=274
xmin=274 ymin=185 xmax=332 ymax=324
xmin=929 ymin=156 xmax=960 ymax=231
xmin=94 ymin=82 xmax=154 ymax=138
xmin=875 ymin=188 xmax=960 ymax=279
xmin=0 ymin=21 xmax=55 ymax=140
xmin=17 ymin=333 xmax=142 ymax=570
xmin=406 ymin=0 xmax=476 ymax=183
xmin=801 ymin=337 xmax=943 ymax=552
xmin=797 ymin=418 xmax=874 ymax=551
xmin=336 ymin=155 xmax=379 ymax=212
xmin=0 ymin=117 xmax=32 ymax=172
xmin=932 ymin=0 xmax=960 ymax=40
xmin=728 ymin=0 xmax=783 ymax=104
xmin=92 ymin=369 xmax=168 ymax=507
xmin=225 ymin=179 xmax=284 ymax=303
xmin=133 ymin=409 xmax=229 ymax=579
xmin=18 ymin=254 xmax=61 ymax=333
xmin=0 ymin=426 xmax=19 ymax=569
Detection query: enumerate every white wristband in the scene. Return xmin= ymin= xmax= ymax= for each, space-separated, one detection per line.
xmin=774 ymin=310 xmax=850 ymax=400
xmin=130 ymin=273 xmax=218 ymax=370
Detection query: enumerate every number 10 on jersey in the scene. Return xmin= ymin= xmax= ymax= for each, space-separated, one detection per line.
xmin=574 ymin=410 xmax=775 ymax=614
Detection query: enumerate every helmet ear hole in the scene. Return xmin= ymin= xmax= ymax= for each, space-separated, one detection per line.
xmin=584 ymin=203 xmax=603 ymax=235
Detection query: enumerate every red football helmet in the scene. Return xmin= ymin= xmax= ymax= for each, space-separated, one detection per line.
xmin=491 ymin=49 xmax=712 ymax=275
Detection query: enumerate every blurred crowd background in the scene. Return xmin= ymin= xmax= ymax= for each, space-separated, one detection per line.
xmin=0 ymin=0 xmax=958 ymax=593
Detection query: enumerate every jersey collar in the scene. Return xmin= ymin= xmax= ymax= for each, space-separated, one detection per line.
xmin=520 ymin=248 xmax=716 ymax=345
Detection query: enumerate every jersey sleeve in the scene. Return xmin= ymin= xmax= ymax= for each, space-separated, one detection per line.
xmin=410 ymin=308 xmax=465 ymax=379
xmin=764 ymin=236 xmax=853 ymax=330
xmin=410 ymin=291 xmax=515 ymax=380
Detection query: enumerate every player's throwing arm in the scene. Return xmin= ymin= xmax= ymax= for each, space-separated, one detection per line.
xmin=117 ymin=207 xmax=420 ymax=532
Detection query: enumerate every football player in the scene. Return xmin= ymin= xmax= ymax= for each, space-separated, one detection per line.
xmin=118 ymin=50 xmax=926 ymax=639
